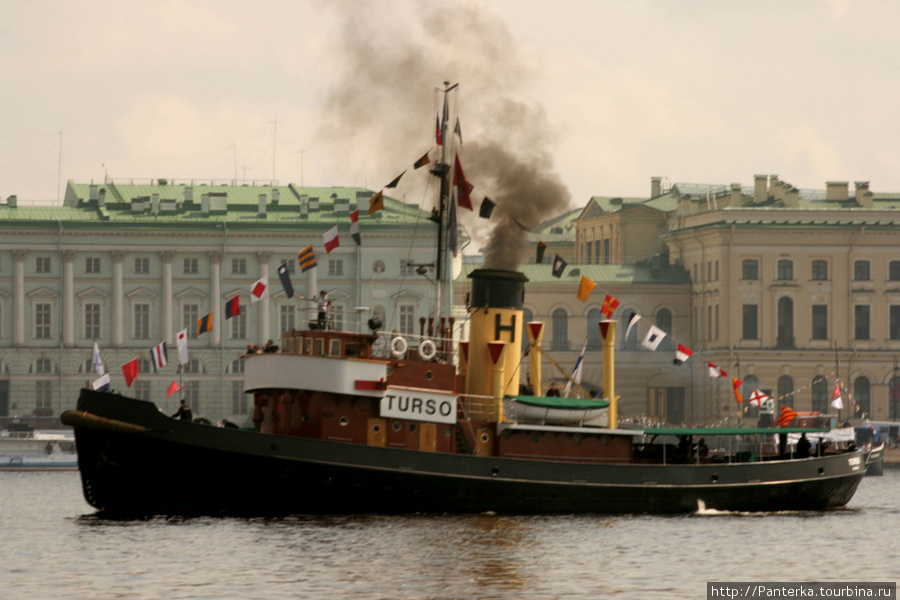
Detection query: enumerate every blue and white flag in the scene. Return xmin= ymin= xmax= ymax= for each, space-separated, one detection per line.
xmin=563 ymin=340 xmax=588 ymax=397
xmin=92 ymin=341 xmax=105 ymax=376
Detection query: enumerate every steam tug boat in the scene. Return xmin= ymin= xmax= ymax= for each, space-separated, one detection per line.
xmin=62 ymin=85 xmax=865 ymax=516
xmin=64 ymin=267 xmax=865 ymax=517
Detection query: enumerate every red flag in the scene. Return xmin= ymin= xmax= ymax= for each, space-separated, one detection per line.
xmin=453 ymin=153 xmax=473 ymax=210
xmin=600 ymin=294 xmax=620 ymax=319
xmin=166 ymin=380 xmax=181 ymax=398
xmin=121 ymin=358 xmax=138 ymax=388
xmin=225 ymin=295 xmax=240 ymax=319
xmin=323 ymin=225 xmax=339 ymax=253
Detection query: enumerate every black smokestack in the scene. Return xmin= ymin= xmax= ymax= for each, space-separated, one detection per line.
xmin=317 ymin=1 xmax=571 ymax=271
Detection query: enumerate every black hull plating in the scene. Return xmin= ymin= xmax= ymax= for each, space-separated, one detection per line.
xmin=70 ymin=390 xmax=866 ymax=517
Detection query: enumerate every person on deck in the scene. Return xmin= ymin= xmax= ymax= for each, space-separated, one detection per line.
xmin=171 ymin=399 xmax=192 ymax=422
xmin=796 ymin=433 xmax=811 ymax=458
xmin=546 ymin=382 xmax=560 ymax=397
xmin=314 ymin=290 xmax=330 ymax=330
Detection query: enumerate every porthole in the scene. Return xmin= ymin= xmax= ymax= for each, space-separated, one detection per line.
xmin=480 ymin=433 xmax=490 ymax=443
xmin=502 ymin=430 xmax=512 ymax=441
xmin=601 ymin=435 xmax=610 ymax=446
xmin=443 ymin=426 xmax=453 ymax=438
xmin=425 ymin=370 xmax=434 ymax=380
xmin=392 ymin=421 xmax=402 ymax=432
xmin=408 ymin=423 xmax=417 ymax=433
xmin=372 ymin=424 xmax=381 ymax=433
xmin=386 ymin=366 xmax=393 ymax=376
xmin=531 ymin=433 xmax=540 ymax=443
xmin=339 ymin=416 xmax=349 ymax=427
xmin=573 ymin=434 xmax=583 ymax=446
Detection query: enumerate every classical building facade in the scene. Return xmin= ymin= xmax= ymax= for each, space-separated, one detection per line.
xmin=0 ymin=180 xmax=441 ymax=422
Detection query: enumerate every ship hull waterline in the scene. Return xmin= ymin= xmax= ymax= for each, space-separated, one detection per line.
xmin=67 ymin=389 xmax=866 ymax=517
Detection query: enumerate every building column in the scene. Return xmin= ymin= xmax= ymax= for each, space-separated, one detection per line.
xmin=209 ymin=252 xmax=222 ymax=346
xmin=161 ymin=252 xmax=173 ymax=342
xmin=13 ymin=250 xmax=25 ymax=346
xmin=257 ymin=252 xmax=271 ymax=345
xmin=62 ymin=250 xmax=75 ymax=347
xmin=112 ymin=251 xmax=124 ymax=347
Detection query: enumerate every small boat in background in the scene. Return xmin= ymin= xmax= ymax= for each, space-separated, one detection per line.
xmin=0 ymin=423 xmax=78 ymax=471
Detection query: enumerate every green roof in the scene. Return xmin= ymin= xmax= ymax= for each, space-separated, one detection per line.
xmin=0 ymin=181 xmax=433 ymax=229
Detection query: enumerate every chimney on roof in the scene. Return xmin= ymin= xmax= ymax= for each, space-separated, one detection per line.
xmin=854 ymin=181 xmax=871 ymax=207
xmin=774 ymin=181 xmax=788 ymax=202
xmin=679 ymin=194 xmax=694 ymax=216
xmin=299 ymin=194 xmax=308 ymax=219
xmin=271 ymin=187 xmax=280 ymax=205
xmin=309 ymin=196 xmax=319 ymax=212
xmin=784 ymin=187 xmax=800 ymax=208
xmin=651 ymin=176 xmax=662 ymax=198
xmin=826 ymin=181 xmax=849 ymax=202
xmin=201 ymin=193 xmax=210 ymax=214
xmin=754 ymin=174 xmax=767 ymax=204
xmin=727 ymin=183 xmax=742 ymax=208
xmin=89 ymin=184 xmax=98 ymax=203
xmin=184 ymin=186 xmax=193 ymax=204
xmin=7 ymin=195 xmax=17 ymax=208
xmin=334 ymin=196 xmax=349 ymax=215
xmin=768 ymin=174 xmax=779 ymax=197
xmin=98 ymin=189 xmax=105 ymax=208
xmin=258 ymin=194 xmax=267 ymax=218
xmin=151 ymin=193 xmax=159 ymax=215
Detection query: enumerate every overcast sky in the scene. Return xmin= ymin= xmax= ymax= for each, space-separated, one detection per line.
xmin=3 ymin=0 xmax=899 ymax=222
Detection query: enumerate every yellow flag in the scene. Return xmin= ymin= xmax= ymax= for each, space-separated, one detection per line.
xmin=576 ymin=275 xmax=596 ymax=302
xmin=368 ymin=190 xmax=384 ymax=215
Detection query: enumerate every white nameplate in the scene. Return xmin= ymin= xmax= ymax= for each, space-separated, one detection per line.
xmin=379 ymin=387 xmax=457 ymax=424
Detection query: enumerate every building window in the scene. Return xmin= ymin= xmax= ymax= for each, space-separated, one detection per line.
xmin=400 ymin=260 xmax=417 ymax=277
xmin=602 ymin=239 xmax=610 ymax=264
xmin=373 ymin=260 xmax=385 ymax=273
xmin=35 ymin=303 xmax=52 ymax=339
xmin=84 ymin=303 xmax=101 ymax=339
xmin=551 ymin=308 xmax=568 ymax=351
xmin=854 ymin=260 xmax=870 ymax=281
xmin=231 ymin=258 xmax=246 ymax=275
xmin=891 ymin=306 xmax=900 ymax=340
xmin=134 ymin=257 xmax=150 ymax=274
xmin=706 ymin=305 xmax=712 ymax=341
xmin=811 ymin=260 xmax=828 ymax=281
xmin=585 ymin=243 xmax=592 ymax=264
xmin=230 ymin=358 xmax=244 ymax=374
xmin=35 ymin=358 xmax=53 ymax=373
xmin=133 ymin=303 xmax=150 ymax=339
xmin=890 ymin=261 xmax=900 ymax=281
xmin=890 ymin=376 xmax=900 ymax=419
xmin=183 ymin=258 xmax=198 ymax=274
xmin=133 ymin=381 xmax=151 ymax=402
xmin=777 ymin=297 xmax=794 ymax=347
xmin=777 ymin=375 xmax=794 ymax=409
xmin=742 ymin=305 xmax=758 ymax=340
xmin=232 ymin=381 xmax=247 ymax=414
xmin=398 ymin=305 xmax=415 ymax=336
xmin=776 ymin=259 xmax=793 ymax=281
xmin=742 ymin=259 xmax=758 ymax=280
xmin=656 ymin=309 xmax=673 ymax=350
xmin=854 ymin=378 xmax=870 ymax=420
xmin=35 ymin=381 xmax=52 ymax=411
xmin=231 ymin=307 xmax=247 ymax=340
xmin=36 ymin=257 xmax=51 ymax=274
xmin=714 ymin=305 xmax=719 ymax=340
xmin=178 ymin=359 xmax=202 ymax=375
xmin=811 ymin=376 xmax=827 ymax=413
xmin=331 ymin=302 xmax=344 ymax=332
xmin=85 ymin=257 xmax=101 ymax=274
xmin=280 ymin=305 xmax=295 ymax=333
xmin=586 ymin=309 xmax=602 ymax=350
xmin=183 ymin=304 xmax=199 ymax=339
xmin=707 ymin=261 xmax=712 ymax=282
xmin=811 ymin=305 xmax=828 ymax=340
xmin=328 ymin=259 xmax=343 ymax=276
xmin=854 ymin=305 xmax=870 ymax=340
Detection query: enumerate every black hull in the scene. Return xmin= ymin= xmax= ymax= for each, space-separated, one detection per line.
xmin=68 ymin=389 xmax=867 ymax=517
xmin=865 ymin=444 xmax=884 ymax=476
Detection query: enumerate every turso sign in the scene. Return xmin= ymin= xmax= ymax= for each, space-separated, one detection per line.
xmin=379 ymin=387 xmax=457 ymax=425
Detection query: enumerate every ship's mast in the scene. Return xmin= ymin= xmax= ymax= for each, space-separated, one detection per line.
xmin=432 ymin=81 xmax=458 ymax=320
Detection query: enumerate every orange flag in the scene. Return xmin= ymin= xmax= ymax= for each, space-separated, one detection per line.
xmin=368 ymin=190 xmax=384 ymax=215
xmin=576 ymin=276 xmax=596 ymax=302
xmin=732 ymin=377 xmax=744 ymax=404
xmin=778 ymin=405 xmax=798 ymax=427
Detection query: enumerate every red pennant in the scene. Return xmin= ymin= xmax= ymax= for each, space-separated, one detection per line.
xmin=487 ymin=342 xmax=505 ymax=364
xmin=527 ymin=322 xmax=544 ymax=341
